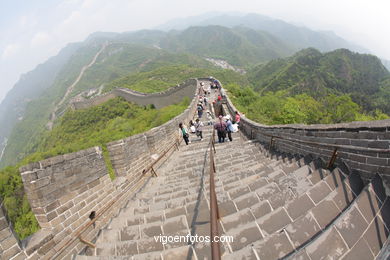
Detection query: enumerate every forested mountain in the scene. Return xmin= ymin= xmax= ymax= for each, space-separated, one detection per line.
xmin=159 ymin=25 xmax=294 ymax=66
xmin=247 ymin=48 xmax=390 ymax=113
xmin=0 ymin=42 xmax=82 ymax=156
xmin=157 ymin=13 xmax=367 ymax=53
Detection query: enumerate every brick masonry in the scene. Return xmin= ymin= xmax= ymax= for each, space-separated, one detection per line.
xmin=0 ymin=79 xmax=199 ymax=259
xmin=71 ymin=79 xmax=197 ymax=110
xmin=224 ymin=94 xmax=390 ymax=185
xmin=0 ymin=203 xmax=26 ymax=259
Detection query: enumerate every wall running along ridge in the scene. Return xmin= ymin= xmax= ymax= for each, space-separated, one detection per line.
xmin=0 ymin=79 xmax=198 ymax=259
xmin=70 ymin=79 xmax=197 ymax=110
xmin=1 ymin=77 xmax=389 ymax=259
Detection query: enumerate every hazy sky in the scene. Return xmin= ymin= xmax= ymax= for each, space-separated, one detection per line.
xmin=1 ymin=0 xmax=389 ymax=103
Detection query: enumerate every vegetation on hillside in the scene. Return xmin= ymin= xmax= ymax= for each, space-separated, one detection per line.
xmin=160 ymin=25 xmax=293 ymax=66
xmin=248 ymin=48 xmax=390 ymax=114
xmin=226 ymin=84 xmax=388 ymax=125
xmin=0 ymin=96 xmax=190 ymax=239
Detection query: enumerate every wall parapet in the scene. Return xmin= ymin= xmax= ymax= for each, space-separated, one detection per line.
xmin=224 ymin=93 xmax=390 ymax=184
xmin=0 ymin=78 xmax=200 ymax=259
xmin=71 ymin=78 xmax=198 ymax=110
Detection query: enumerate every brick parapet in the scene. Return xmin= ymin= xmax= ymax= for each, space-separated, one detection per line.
xmin=71 ymin=78 xmax=197 ymax=110
xmin=224 ymin=94 xmax=390 ymax=184
xmin=2 ymin=78 xmax=199 ymax=258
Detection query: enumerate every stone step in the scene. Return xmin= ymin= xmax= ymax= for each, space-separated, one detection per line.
xmin=220 ymin=170 xmax=364 ymax=258
xmin=286 ymin=174 xmax=387 ymax=260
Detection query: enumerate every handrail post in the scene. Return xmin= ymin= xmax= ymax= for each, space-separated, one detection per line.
xmin=327 ymin=148 xmax=338 ymax=169
xmin=151 ymin=167 xmax=157 ymax=177
xmin=269 ymin=136 xmax=275 ymax=150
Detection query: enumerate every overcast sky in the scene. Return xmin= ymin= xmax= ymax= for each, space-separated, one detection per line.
xmin=1 ymin=0 xmax=389 ymax=103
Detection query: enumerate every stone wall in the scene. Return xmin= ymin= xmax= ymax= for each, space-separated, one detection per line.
xmin=71 ymin=78 xmax=197 ymax=110
xmin=0 ymin=78 xmax=199 ymax=259
xmin=224 ymin=95 xmax=390 ymax=184
xmin=0 ymin=203 xmax=26 ymax=259
xmin=107 ymin=81 xmax=199 ymax=178
xmin=18 ymin=147 xmax=118 ymax=258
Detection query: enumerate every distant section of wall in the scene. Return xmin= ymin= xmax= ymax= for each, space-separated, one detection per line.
xmin=7 ymin=78 xmax=200 ymax=259
xmin=107 ymin=79 xmax=199 ymax=178
xmin=224 ymin=94 xmax=390 ymax=184
xmin=0 ymin=203 xmax=26 ymax=259
xmin=70 ymin=92 xmax=116 ymax=110
xmin=71 ymin=78 xmax=197 ymax=110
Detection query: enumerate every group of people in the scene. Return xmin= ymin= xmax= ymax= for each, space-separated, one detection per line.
xmin=213 ymin=111 xmax=240 ymax=143
xmin=179 ymin=118 xmax=204 ymax=145
xmin=178 ymin=79 xmax=241 ymax=145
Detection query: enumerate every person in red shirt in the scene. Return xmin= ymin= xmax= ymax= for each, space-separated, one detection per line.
xmin=234 ymin=111 xmax=241 ymax=125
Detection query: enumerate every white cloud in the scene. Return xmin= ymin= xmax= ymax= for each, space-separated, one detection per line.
xmin=31 ymin=32 xmax=51 ymax=47
xmin=1 ymin=43 xmax=21 ymax=60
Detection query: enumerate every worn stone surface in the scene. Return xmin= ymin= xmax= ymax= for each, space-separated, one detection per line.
xmin=363 ymin=216 xmax=389 ymax=256
xmin=285 ymin=194 xmax=315 ymax=220
xmin=285 ymin=213 xmax=321 ymax=248
xmin=341 ymin=238 xmax=375 ymax=260
xmin=257 ymin=208 xmax=292 ymax=235
xmin=335 ymin=206 xmax=368 ymax=248
xmin=306 ymin=227 xmax=348 ymax=259
xmin=310 ymin=198 xmax=340 ymax=229
xmin=252 ymin=231 xmax=294 ymax=259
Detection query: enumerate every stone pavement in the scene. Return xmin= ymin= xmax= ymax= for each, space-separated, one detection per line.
xmin=76 ymin=81 xmax=390 ymax=260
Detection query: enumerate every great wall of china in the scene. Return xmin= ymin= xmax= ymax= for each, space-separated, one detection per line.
xmin=0 ymin=78 xmax=389 ymax=259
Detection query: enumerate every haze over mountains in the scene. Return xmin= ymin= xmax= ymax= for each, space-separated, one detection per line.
xmin=0 ymin=13 xmax=389 ymax=168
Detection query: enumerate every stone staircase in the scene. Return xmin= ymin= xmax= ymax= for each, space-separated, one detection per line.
xmin=76 ymin=114 xmax=390 ymax=259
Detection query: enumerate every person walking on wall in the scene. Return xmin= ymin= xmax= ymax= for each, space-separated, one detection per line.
xmin=225 ymin=116 xmax=234 ymax=142
xmin=197 ymin=102 xmax=204 ymax=118
xmin=195 ymin=118 xmax=204 ymax=141
xmin=214 ymin=115 xmax=227 ymax=143
xmin=179 ymin=123 xmax=190 ymax=145
xmin=234 ymin=111 xmax=241 ymax=126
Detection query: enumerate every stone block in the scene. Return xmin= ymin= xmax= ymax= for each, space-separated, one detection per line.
xmin=306 ymin=227 xmax=348 ymax=260
xmin=368 ymin=140 xmax=389 ymax=149
xmin=363 ymin=216 xmax=389 ymax=255
xmin=335 ymin=206 xmax=368 ymax=248
xmin=257 ymin=207 xmax=292 ymax=236
xmin=253 ymin=231 xmax=294 ymax=259
xmin=44 ymin=200 xmax=60 ymax=213
xmin=286 ymin=194 xmax=315 ymax=220
xmin=310 ymin=198 xmax=340 ymax=229
xmin=2 ymin=244 xmax=21 ymax=259
xmin=227 ymin=222 xmax=263 ymax=251
xmin=342 ymin=238 xmax=375 ymax=260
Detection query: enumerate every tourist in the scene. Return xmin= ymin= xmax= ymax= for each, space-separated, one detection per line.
xmin=235 ymin=111 xmax=241 ymax=125
xmin=214 ymin=115 xmax=227 ymax=143
xmin=197 ymin=102 xmax=204 ymax=118
xmin=225 ymin=116 xmax=234 ymax=142
xmin=189 ymin=120 xmax=196 ymax=133
xmin=179 ymin=123 xmax=190 ymax=145
xmin=195 ymin=118 xmax=204 ymax=141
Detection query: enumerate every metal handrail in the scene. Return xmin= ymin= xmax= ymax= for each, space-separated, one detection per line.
xmin=52 ymin=135 xmax=183 ymax=259
xmin=142 ymin=137 xmax=181 ymax=176
xmin=208 ymin=129 xmax=221 ymax=260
